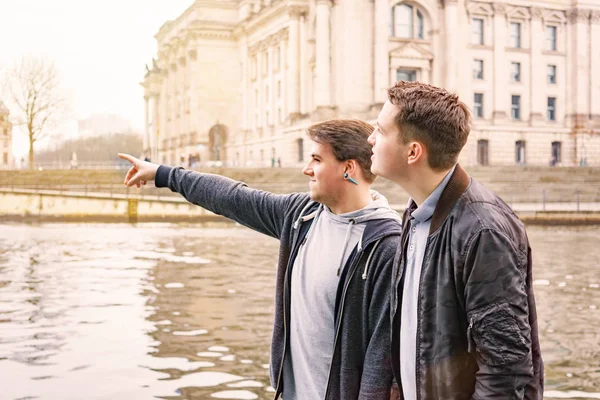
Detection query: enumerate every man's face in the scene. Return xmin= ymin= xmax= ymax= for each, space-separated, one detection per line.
xmin=368 ymin=100 xmax=409 ymax=181
xmin=302 ymin=140 xmax=345 ymax=206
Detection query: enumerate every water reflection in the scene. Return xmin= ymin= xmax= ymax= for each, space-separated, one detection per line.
xmin=0 ymin=223 xmax=598 ymax=399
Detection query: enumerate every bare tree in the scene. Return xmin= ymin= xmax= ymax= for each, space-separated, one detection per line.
xmin=3 ymin=57 xmax=65 ymax=169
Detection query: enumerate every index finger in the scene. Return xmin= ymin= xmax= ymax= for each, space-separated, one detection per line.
xmin=118 ymin=153 xmax=137 ymax=165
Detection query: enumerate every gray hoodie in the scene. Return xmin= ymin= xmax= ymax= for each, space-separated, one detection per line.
xmin=283 ymin=193 xmax=400 ymax=400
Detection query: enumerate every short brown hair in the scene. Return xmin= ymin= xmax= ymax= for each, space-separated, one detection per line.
xmin=388 ymin=81 xmax=471 ymax=171
xmin=307 ymin=119 xmax=376 ymax=183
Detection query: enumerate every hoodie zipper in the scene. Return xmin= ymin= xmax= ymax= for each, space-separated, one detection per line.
xmin=322 ymin=252 xmax=363 ymax=399
xmin=273 ymin=213 xmax=314 ymax=399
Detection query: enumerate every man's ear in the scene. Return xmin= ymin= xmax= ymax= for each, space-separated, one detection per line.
xmin=407 ymin=141 xmax=425 ymax=165
xmin=344 ymin=159 xmax=360 ymax=176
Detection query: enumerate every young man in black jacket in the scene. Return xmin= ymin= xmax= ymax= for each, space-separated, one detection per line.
xmin=368 ymin=81 xmax=543 ymax=399
xmin=120 ymin=119 xmax=401 ymax=399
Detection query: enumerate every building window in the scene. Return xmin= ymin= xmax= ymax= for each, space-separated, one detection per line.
xmin=278 ymin=108 xmax=282 ymax=123
xmin=417 ymin=10 xmax=424 ymax=39
xmin=510 ymin=62 xmax=521 ymax=82
xmin=397 ymin=69 xmax=417 ymax=82
xmin=547 ymin=65 xmax=557 ymax=84
xmin=510 ymin=22 xmax=521 ymax=48
xmin=251 ymin=56 xmax=257 ymax=80
xmin=297 ymin=138 xmax=304 ymax=162
xmin=473 ymin=59 xmax=484 ymax=79
xmin=474 ymin=93 xmax=484 ymax=119
xmin=263 ymin=52 xmax=268 ymax=75
xmin=515 ymin=140 xmax=526 ymax=164
xmin=275 ymin=47 xmax=281 ymax=70
xmin=547 ymin=97 xmax=556 ymax=121
xmin=477 ymin=139 xmax=489 ymax=166
xmin=472 ymin=18 xmax=484 ymax=45
xmin=265 ymin=84 xmax=269 ymax=103
xmin=551 ymin=141 xmax=562 ymax=163
xmin=3 ymin=152 xmax=7 ymax=165
xmin=255 ymin=89 xmax=259 ymax=107
xmin=511 ymin=95 xmax=521 ymax=120
xmin=546 ymin=26 xmax=557 ymax=51
xmin=391 ymin=4 xmax=424 ymax=39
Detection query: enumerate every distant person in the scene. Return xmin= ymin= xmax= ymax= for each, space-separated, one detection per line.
xmin=118 ymin=119 xmax=401 ymax=399
xmin=277 ymin=156 xmax=281 ymax=168
xmin=70 ymin=152 xmax=78 ymax=170
xmin=271 ymin=156 xmax=275 ymax=168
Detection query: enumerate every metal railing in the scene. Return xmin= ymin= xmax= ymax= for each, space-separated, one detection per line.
xmin=1 ymin=183 xmax=599 ymax=212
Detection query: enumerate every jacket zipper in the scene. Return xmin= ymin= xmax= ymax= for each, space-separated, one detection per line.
xmin=274 ymin=220 xmax=308 ymax=399
xmin=467 ymin=317 xmax=475 ymax=353
xmin=322 ymin=253 xmax=362 ymax=400
xmin=273 ymin=264 xmax=289 ymax=400
xmin=414 ymin=239 xmax=431 ymax=400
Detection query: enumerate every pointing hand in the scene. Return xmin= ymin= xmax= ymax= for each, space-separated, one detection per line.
xmin=118 ymin=153 xmax=159 ymax=188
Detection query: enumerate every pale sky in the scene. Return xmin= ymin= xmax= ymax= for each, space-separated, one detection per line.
xmin=0 ymin=0 xmax=194 ymax=156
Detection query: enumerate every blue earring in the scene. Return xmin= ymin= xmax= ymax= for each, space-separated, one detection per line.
xmin=344 ymin=173 xmax=359 ymax=185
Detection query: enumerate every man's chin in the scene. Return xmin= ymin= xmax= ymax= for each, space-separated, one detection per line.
xmin=370 ymin=166 xmax=381 ymax=177
xmin=308 ymin=190 xmax=320 ymax=202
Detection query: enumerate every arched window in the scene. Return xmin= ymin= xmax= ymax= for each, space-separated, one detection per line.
xmin=391 ymin=3 xmax=425 ymax=39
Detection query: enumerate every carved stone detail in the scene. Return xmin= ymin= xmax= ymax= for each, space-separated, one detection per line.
xmin=568 ymin=8 xmax=592 ymax=24
xmin=493 ymin=3 xmax=506 ymax=15
xmin=530 ymin=7 xmax=544 ymax=19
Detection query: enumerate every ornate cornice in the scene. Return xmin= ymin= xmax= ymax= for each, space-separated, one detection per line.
xmin=288 ymin=5 xmax=308 ymax=18
xmin=493 ymin=3 xmax=507 ymax=16
xmin=568 ymin=8 xmax=591 ymax=24
xmin=530 ymin=7 xmax=543 ymax=19
xmin=248 ymin=27 xmax=289 ymax=55
xmin=466 ymin=1 xmax=494 ymax=17
xmin=591 ymin=10 xmax=600 ymax=24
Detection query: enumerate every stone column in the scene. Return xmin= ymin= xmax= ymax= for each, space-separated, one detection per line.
xmin=240 ymin=40 xmax=249 ymax=131
xmin=257 ymin=49 xmax=264 ymax=128
xmin=444 ymin=0 xmax=459 ymax=91
xmin=568 ymin=8 xmax=592 ymax=165
xmin=143 ymin=96 xmax=149 ymax=155
xmin=299 ymin=13 xmax=308 ymax=114
xmin=492 ymin=3 xmax=507 ymax=122
xmin=268 ymin=43 xmax=274 ymax=126
xmin=374 ymin=0 xmax=390 ymax=103
xmin=287 ymin=12 xmax=301 ymax=118
xmin=279 ymin=36 xmax=287 ymax=119
xmin=570 ymin=9 xmax=591 ymax=122
xmin=529 ymin=7 xmax=544 ymax=124
xmin=315 ymin=0 xmax=331 ymax=109
xmin=590 ymin=11 xmax=600 ymax=123
xmin=151 ymin=95 xmax=160 ymax=162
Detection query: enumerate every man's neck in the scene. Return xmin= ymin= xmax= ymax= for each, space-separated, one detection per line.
xmin=328 ymin=188 xmax=373 ymax=215
xmin=403 ymin=167 xmax=453 ymax=207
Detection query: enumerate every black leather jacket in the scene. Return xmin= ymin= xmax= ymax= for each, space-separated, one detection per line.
xmin=391 ymin=165 xmax=544 ymax=400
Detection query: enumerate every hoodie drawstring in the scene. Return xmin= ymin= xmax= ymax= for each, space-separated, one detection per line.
xmin=337 ymin=219 xmax=356 ymax=276
xmin=362 ymin=239 xmax=381 ymax=280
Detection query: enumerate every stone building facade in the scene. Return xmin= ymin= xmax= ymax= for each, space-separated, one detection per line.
xmin=0 ymin=101 xmax=13 ymax=169
xmin=142 ymin=0 xmax=600 ymax=167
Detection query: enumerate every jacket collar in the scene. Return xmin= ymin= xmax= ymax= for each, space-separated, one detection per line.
xmin=429 ymin=163 xmax=471 ymax=233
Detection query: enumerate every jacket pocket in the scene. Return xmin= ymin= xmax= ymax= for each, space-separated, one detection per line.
xmin=467 ymin=302 xmax=528 ymax=366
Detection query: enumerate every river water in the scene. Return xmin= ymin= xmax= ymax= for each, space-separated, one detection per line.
xmin=0 ymin=223 xmax=598 ymax=399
